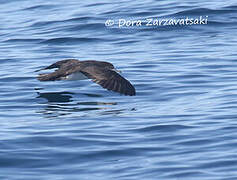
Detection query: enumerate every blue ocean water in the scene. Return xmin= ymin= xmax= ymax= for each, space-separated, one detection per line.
xmin=1 ymin=0 xmax=237 ymax=179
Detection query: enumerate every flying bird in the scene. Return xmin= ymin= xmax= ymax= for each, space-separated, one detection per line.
xmin=37 ymin=59 xmax=136 ymax=96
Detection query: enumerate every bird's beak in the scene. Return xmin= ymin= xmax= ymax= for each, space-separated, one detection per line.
xmin=113 ymin=68 xmax=122 ymax=73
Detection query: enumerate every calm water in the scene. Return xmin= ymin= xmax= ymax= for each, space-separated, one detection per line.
xmin=1 ymin=0 xmax=237 ymax=179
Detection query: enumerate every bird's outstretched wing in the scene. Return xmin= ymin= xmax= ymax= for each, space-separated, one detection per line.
xmin=42 ymin=59 xmax=79 ymax=70
xmin=37 ymin=60 xmax=81 ymax=81
xmin=80 ymin=66 xmax=136 ymax=96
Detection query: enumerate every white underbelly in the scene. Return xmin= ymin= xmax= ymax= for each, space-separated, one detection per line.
xmin=65 ymin=72 xmax=88 ymax=81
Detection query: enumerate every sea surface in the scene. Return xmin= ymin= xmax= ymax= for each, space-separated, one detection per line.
xmin=1 ymin=0 xmax=237 ymax=179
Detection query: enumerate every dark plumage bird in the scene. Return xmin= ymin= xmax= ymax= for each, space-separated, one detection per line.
xmin=37 ymin=59 xmax=136 ymax=96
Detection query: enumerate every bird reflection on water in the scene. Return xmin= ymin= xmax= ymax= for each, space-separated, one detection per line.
xmin=35 ymin=90 xmax=119 ymax=117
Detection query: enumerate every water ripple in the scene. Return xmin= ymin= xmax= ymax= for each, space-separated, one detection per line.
xmin=0 ymin=0 xmax=237 ymax=179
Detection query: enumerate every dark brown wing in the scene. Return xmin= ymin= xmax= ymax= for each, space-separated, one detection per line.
xmin=37 ymin=70 xmax=66 ymax=81
xmin=37 ymin=60 xmax=81 ymax=81
xmin=81 ymin=66 xmax=136 ymax=96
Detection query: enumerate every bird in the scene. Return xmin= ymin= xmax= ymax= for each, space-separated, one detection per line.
xmin=37 ymin=59 xmax=136 ymax=96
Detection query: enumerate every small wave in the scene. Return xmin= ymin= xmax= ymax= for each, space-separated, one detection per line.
xmin=135 ymin=124 xmax=194 ymax=133
xmin=3 ymin=38 xmax=44 ymax=43
xmin=40 ymin=37 xmax=102 ymax=45
xmin=171 ymin=7 xmax=232 ymax=16
xmin=23 ymin=4 xmax=57 ymax=11
xmin=32 ymin=16 xmax=93 ymax=27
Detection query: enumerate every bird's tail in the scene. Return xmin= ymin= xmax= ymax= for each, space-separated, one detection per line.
xmin=37 ymin=72 xmax=61 ymax=81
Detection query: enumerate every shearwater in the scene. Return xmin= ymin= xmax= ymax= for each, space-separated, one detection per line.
xmin=37 ymin=59 xmax=136 ymax=96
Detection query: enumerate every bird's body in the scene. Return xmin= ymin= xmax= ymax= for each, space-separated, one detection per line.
xmin=37 ymin=59 xmax=136 ymax=96
xmin=64 ymin=71 xmax=88 ymax=81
